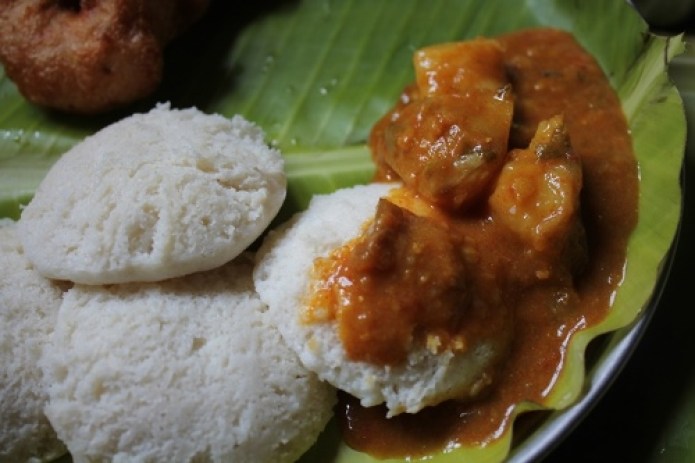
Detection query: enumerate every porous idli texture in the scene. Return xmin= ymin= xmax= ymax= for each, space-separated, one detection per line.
xmin=18 ymin=103 xmax=286 ymax=285
xmin=42 ymin=255 xmax=335 ymax=463
xmin=0 ymin=220 xmax=67 ymax=462
xmin=254 ymin=184 xmax=507 ymax=416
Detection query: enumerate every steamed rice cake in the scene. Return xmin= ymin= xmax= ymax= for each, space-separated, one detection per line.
xmin=18 ymin=104 xmax=286 ymax=285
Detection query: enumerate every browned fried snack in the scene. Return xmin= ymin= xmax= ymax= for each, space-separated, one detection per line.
xmin=0 ymin=0 xmax=209 ymax=114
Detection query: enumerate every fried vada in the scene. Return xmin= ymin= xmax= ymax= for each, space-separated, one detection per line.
xmin=0 ymin=0 xmax=209 ymax=114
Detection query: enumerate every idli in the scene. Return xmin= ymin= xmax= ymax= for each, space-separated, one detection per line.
xmin=253 ymin=184 xmax=512 ymax=416
xmin=42 ymin=254 xmax=335 ymax=463
xmin=0 ymin=219 xmax=67 ymax=462
xmin=18 ymin=103 xmax=286 ymax=284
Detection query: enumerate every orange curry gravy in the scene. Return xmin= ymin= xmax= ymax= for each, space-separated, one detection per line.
xmin=315 ymin=28 xmax=638 ymax=456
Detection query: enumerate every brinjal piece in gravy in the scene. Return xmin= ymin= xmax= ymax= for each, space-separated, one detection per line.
xmin=370 ymin=38 xmax=514 ymax=212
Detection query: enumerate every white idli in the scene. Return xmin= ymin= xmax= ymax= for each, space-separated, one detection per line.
xmin=253 ymin=184 xmax=511 ymax=416
xmin=18 ymin=103 xmax=286 ymax=285
xmin=42 ymin=254 xmax=335 ymax=463
xmin=0 ymin=219 xmax=67 ymax=462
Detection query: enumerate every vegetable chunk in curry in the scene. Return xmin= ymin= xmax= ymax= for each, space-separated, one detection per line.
xmin=370 ymin=38 xmax=514 ymax=211
xmin=312 ymin=198 xmax=474 ymax=366
xmin=309 ymin=27 xmax=638 ymax=457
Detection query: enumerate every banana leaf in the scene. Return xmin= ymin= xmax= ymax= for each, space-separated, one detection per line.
xmin=0 ymin=0 xmax=685 ymax=462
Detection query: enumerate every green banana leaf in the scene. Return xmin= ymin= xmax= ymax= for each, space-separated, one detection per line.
xmin=0 ymin=0 xmax=685 ymax=462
